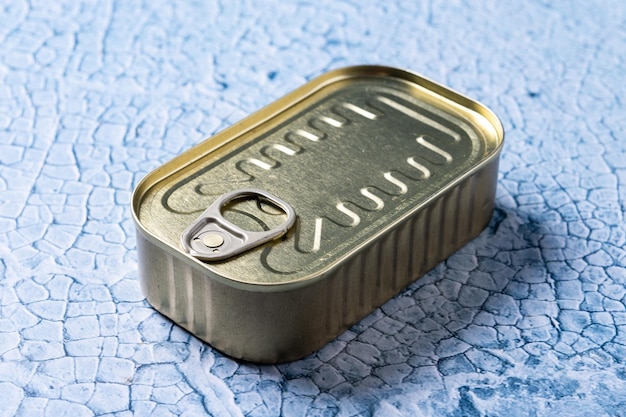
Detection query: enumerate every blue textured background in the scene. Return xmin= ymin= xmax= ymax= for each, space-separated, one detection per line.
xmin=1 ymin=1 xmax=626 ymax=416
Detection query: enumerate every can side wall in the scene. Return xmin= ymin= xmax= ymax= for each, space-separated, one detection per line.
xmin=136 ymin=157 xmax=500 ymax=363
xmin=137 ymin=232 xmax=335 ymax=362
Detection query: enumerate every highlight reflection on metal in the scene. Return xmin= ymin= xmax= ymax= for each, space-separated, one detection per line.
xmin=180 ymin=188 xmax=296 ymax=261
xmin=132 ymin=65 xmax=504 ymax=363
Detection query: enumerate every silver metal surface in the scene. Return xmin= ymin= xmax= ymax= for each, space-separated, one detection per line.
xmin=132 ymin=65 xmax=504 ymax=363
xmin=180 ymin=188 xmax=296 ymax=261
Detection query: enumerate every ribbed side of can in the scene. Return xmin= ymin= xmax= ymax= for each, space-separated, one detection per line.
xmin=138 ymin=236 xmax=327 ymax=361
xmin=137 ymin=158 xmax=500 ymax=363
xmin=320 ymin=158 xmax=499 ymax=342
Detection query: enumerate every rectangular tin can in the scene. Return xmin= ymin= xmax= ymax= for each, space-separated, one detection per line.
xmin=132 ymin=65 xmax=504 ymax=363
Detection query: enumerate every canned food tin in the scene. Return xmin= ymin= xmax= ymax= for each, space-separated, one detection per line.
xmin=132 ymin=65 xmax=504 ymax=363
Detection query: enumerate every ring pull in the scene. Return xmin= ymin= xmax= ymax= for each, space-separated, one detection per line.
xmin=180 ymin=188 xmax=296 ymax=261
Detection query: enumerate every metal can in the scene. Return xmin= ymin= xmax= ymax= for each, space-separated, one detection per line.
xmin=132 ymin=66 xmax=504 ymax=363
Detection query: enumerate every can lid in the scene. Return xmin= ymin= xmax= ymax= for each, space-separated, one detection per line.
xmin=133 ymin=66 xmax=504 ymax=285
xmin=180 ymin=188 xmax=296 ymax=261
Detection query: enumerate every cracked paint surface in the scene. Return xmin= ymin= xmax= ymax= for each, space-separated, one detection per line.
xmin=1 ymin=0 xmax=626 ymax=415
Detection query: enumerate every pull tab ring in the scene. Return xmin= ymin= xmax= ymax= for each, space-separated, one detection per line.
xmin=180 ymin=188 xmax=296 ymax=261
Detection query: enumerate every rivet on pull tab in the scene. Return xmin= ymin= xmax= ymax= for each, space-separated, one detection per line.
xmin=180 ymin=188 xmax=297 ymax=261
